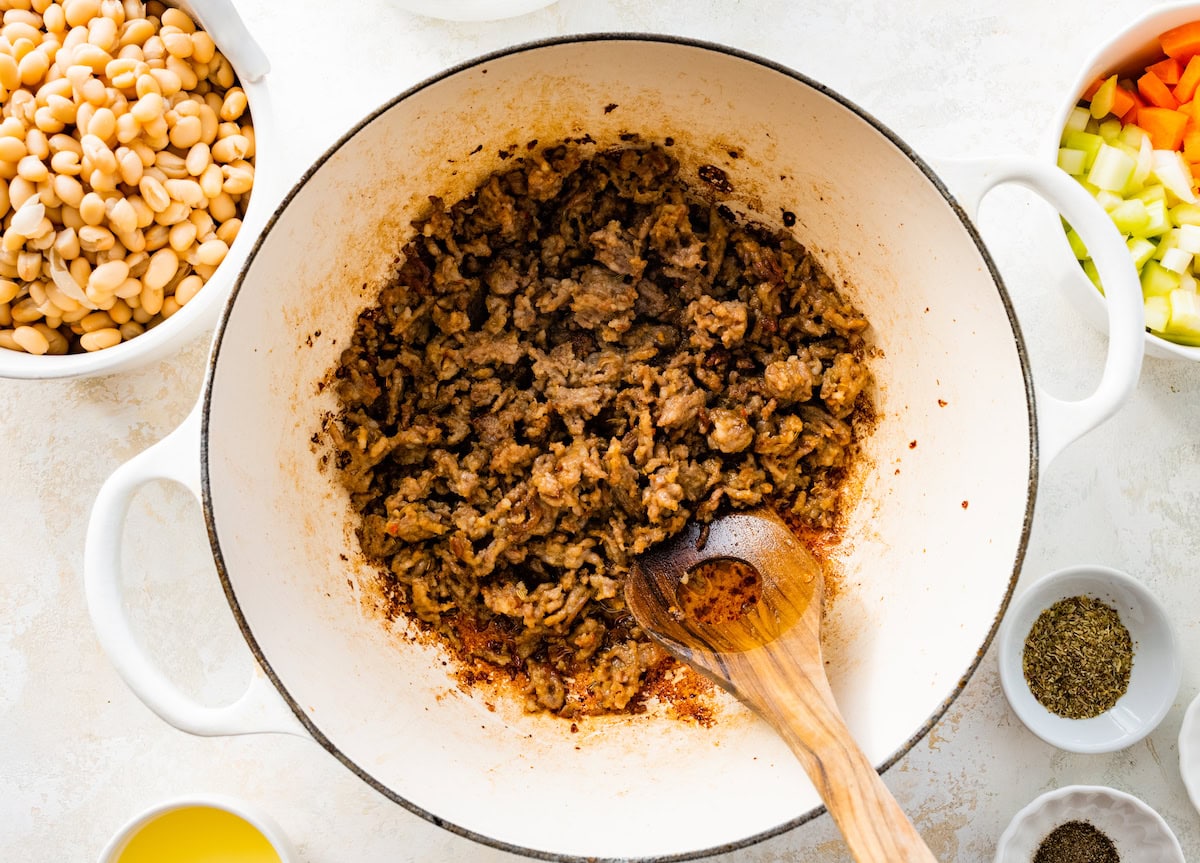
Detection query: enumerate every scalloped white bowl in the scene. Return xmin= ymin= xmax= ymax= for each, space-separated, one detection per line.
xmin=994 ymin=785 xmax=1184 ymax=863
xmin=997 ymin=565 xmax=1180 ymax=753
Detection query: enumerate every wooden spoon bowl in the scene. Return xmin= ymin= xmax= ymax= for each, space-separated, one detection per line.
xmin=627 ymin=509 xmax=938 ymax=863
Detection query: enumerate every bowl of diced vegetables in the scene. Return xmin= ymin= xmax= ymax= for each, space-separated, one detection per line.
xmin=1054 ymin=2 xmax=1200 ymax=358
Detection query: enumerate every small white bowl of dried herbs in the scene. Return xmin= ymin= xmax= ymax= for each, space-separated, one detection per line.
xmin=997 ymin=565 xmax=1181 ymax=754
xmin=994 ymin=784 xmax=1184 ymax=863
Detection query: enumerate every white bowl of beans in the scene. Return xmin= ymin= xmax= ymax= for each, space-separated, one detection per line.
xmin=0 ymin=0 xmax=273 ymax=378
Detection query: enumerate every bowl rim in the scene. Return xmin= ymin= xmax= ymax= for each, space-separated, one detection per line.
xmin=993 ymin=783 xmax=1185 ymax=863
xmin=95 ymin=792 xmax=296 ymax=863
xmin=997 ymin=564 xmax=1181 ymax=754
xmin=198 ymin=32 xmax=1039 ymax=863
xmin=1049 ymin=0 xmax=1200 ymax=362
xmin=1176 ymin=691 xmax=1200 ymax=814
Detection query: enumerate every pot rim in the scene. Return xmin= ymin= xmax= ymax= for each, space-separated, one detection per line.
xmin=200 ymin=32 xmax=1037 ymax=862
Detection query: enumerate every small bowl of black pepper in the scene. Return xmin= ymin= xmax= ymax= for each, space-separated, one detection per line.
xmin=994 ymin=784 xmax=1184 ymax=863
xmin=997 ymin=565 xmax=1181 ymax=754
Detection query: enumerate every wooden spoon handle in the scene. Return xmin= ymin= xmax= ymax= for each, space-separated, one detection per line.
xmin=759 ymin=685 xmax=938 ymax=863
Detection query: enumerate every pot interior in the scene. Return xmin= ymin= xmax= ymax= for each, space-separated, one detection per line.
xmin=204 ymin=37 xmax=1032 ymax=860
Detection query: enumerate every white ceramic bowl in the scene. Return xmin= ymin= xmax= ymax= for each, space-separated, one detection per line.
xmin=994 ymin=785 xmax=1184 ymax=863
xmin=0 ymin=0 xmax=284 ymax=380
xmin=97 ymin=794 xmax=297 ymax=863
xmin=997 ymin=565 xmax=1180 ymax=753
xmin=1177 ymin=691 xmax=1200 ymax=813
xmin=1050 ymin=1 xmax=1200 ymax=361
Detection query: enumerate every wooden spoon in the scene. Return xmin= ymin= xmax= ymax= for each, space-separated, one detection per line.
xmin=626 ymin=509 xmax=938 ymax=863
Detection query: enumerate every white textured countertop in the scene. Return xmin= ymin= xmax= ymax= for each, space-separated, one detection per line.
xmin=4 ymin=0 xmax=1200 ymax=860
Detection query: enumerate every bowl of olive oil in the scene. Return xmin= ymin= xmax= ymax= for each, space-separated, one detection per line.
xmin=99 ymin=795 xmax=295 ymax=863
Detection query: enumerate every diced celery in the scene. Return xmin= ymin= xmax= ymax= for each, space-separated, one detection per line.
xmin=1120 ymin=123 xmax=1148 ymax=149
xmin=1151 ymin=149 xmax=1198 ymax=204
xmin=1066 ymin=227 xmax=1090 ymax=260
xmin=1161 ymin=246 xmax=1193 ymax=273
xmin=1099 ymin=117 xmax=1124 ymax=141
xmin=1110 ymin=198 xmax=1151 ymax=235
xmin=1064 ymin=131 xmax=1104 ymax=170
xmin=1128 ymin=236 xmax=1157 ymax=269
xmin=1064 ymin=105 xmax=1092 ymax=138
xmin=1142 ymin=259 xmax=1182 ymax=296
xmin=1137 ymin=184 xmax=1168 ymax=206
xmin=1155 ymin=230 xmax=1178 ymax=259
xmin=1167 ymin=288 xmax=1200 ymax=337
xmin=1059 ymin=99 xmax=1200 ymax=348
xmin=1092 ymin=76 xmax=1119 ymax=119
xmin=1170 ymin=202 xmax=1200 ymax=225
xmin=1089 ymin=144 xmax=1137 ymax=191
xmin=1145 ymin=295 xmax=1171 ymax=332
xmin=1058 ymin=148 xmax=1089 ymax=175
xmin=1144 ymin=199 xmax=1172 ymax=237
xmin=1096 ymin=190 xmax=1125 ymax=211
xmin=1178 ymin=223 xmax=1200 ymax=253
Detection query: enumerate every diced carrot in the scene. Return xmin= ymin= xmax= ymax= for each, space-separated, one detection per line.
xmin=1140 ymin=70 xmax=1181 ymax=109
xmin=1176 ymin=55 xmax=1200 ymax=103
xmin=1150 ymin=57 xmax=1184 ymax=84
xmin=1176 ymin=97 xmax=1198 ymax=121
xmin=1123 ymin=88 xmax=1148 ymax=124
xmin=1111 ymin=85 xmax=1138 ymax=119
xmin=1184 ymin=126 xmax=1200 ymax=162
xmin=1162 ymin=21 xmax=1200 ymax=61
xmin=1140 ymin=106 xmax=1190 ymax=149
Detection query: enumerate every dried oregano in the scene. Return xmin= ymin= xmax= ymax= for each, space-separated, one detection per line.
xmin=1022 ymin=595 xmax=1133 ymax=719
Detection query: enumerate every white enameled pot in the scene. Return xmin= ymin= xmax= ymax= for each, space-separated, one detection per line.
xmin=85 ymin=37 xmax=1144 ymax=862
xmin=1049 ymin=1 xmax=1200 ymax=361
xmin=0 ymin=0 xmax=285 ymax=379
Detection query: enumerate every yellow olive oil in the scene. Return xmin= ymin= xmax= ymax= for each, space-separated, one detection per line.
xmin=116 ymin=806 xmax=282 ymax=863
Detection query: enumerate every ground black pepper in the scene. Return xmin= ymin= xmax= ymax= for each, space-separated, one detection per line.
xmin=1022 ymin=595 xmax=1133 ymax=719
xmin=1033 ymin=820 xmax=1119 ymax=863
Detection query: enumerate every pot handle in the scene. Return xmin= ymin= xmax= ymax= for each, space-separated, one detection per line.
xmin=934 ymin=156 xmax=1144 ymax=467
xmin=84 ymin=403 xmax=308 ymax=738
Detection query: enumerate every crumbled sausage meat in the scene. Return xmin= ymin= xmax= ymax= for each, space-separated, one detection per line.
xmin=326 ymin=143 xmax=872 ymax=716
